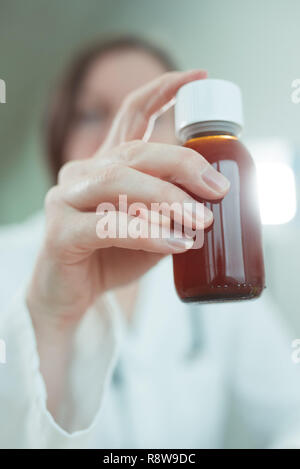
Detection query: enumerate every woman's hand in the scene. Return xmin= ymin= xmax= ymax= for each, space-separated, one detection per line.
xmin=26 ymin=70 xmax=229 ymax=415
xmin=28 ymin=69 xmax=230 ymax=326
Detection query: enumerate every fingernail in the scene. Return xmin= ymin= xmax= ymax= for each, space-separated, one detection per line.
xmin=186 ymin=69 xmax=208 ymax=77
xmin=202 ymin=166 xmax=230 ymax=194
xmin=166 ymin=234 xmax=194 ymax=252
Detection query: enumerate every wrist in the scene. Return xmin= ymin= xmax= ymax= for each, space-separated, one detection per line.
xmin=28 ymin=293 xmax=78 ymax=340
xmin=26 ymin=249 xmax=88 ymax=339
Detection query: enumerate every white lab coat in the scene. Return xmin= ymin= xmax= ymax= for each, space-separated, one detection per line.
xmin=1 ymin=212 xmax=300 ymax=449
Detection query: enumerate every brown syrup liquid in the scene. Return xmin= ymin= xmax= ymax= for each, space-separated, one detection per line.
xmin=173 ymin=134 xmax=265 ymax=303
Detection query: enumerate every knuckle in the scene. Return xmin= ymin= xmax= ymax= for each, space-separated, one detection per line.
xmin=57 ymin=160 xmax=82 ymax=184
xmin=119 ymin=140 xmax=144 ymax=163
xmin=173 ymin=155 xmax=188 ymax=176
xmin=57 ymin=161 xmax=74 ymax=184
xmin=182 ymin=147 xmax=208 ymax=172
xmin=44 ymin=185 xmax=60 ymax=209
xmin=98 ymin=162 xmax=123 ymax=184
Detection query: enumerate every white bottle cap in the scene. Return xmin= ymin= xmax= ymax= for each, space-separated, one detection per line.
xmin=175 ymin=78 xmax=244 ymax=141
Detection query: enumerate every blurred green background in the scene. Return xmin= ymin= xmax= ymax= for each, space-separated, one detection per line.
xmin=0 ymin=0 xmax=299 ymax=224
xmin=1 ymin=0 xmax=300 ymax=448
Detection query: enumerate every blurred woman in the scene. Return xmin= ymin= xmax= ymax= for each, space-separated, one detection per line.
xmin=1 ymin=36 xmax=300 ymax=449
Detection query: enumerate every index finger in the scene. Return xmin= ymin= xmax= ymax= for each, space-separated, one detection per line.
xmin=99 ymin=69 xmax=207 ymax=152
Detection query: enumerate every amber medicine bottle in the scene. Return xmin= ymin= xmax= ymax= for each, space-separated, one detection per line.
xmin=173 ymin=79 xmax=265 ymax=303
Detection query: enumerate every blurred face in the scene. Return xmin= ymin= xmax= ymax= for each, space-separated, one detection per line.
xmin=64 ymin=49 xmax=175 ymax=162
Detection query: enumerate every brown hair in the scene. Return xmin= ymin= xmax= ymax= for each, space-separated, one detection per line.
xmin=44 ymin=36 xmax=177 ymax=181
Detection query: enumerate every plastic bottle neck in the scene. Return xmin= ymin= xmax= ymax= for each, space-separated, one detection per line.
xmin=179 ymin=121 xmax=242 ymax=143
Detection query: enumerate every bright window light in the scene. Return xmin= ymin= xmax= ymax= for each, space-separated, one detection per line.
xmin=247 ymin=139 xmax=297 ymax=225
xmin=256 ymin=162 xmax=297 ymax=225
